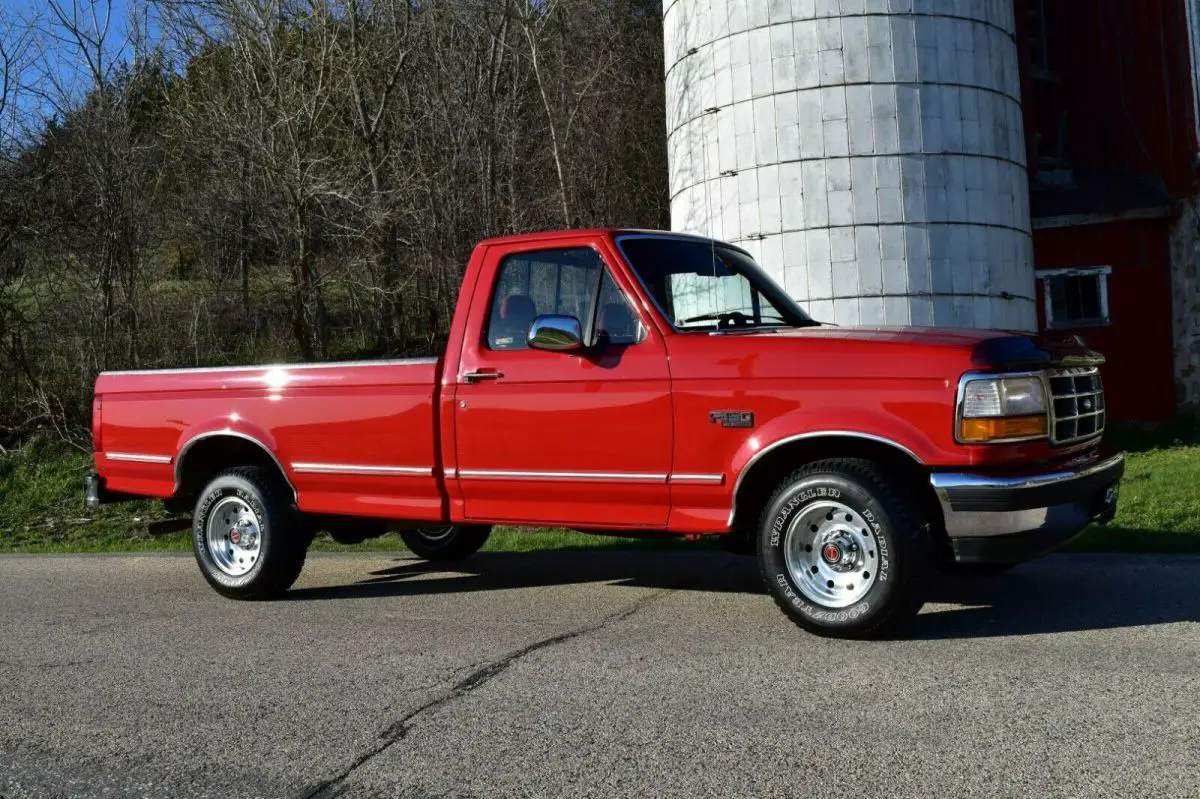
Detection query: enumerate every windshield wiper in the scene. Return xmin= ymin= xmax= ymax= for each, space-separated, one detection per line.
xmin=681 ymin=310 xmax=787 ymax=325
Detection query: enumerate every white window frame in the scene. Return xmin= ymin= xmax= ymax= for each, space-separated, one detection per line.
xmin=1034 ymin=266 xmax=1112 ymax=330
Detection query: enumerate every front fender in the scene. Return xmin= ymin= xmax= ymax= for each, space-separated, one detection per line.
xmin=719 ymin=408 xmax=939 ymax=530
xmin=728 ymin=407 xmax=938 ymax=481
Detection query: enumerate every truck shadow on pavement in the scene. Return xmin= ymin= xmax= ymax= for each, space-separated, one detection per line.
xmin=286 ymin=551 xmax=1199 ymax=639
xmin=909 ymin=560 xmax=1200 ymax=639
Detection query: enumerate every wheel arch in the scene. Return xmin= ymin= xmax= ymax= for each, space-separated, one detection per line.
xmin=728 ymin=432 xmax=943 ymax=545
xmin=174 ymin=430 xmax=296 ymax=505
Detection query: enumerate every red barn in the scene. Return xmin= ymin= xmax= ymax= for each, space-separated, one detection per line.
xmin=1014 ymin=0 xmax=1200 ymax=420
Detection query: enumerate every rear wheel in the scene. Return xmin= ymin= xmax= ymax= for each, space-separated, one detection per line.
xmin=758 ymin=458 xmax=932 ymax=639
xmin=192 ymin=466 xmax=310 ymax=599
xmin=400 ymin=525 xmax=492 ymax=561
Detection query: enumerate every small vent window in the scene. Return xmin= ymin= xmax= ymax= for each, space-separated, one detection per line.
xmin=1036 ymin=266 xmax=1111 ymax=330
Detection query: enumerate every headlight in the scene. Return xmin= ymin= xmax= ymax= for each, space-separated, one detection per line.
xmin=958 ymin=375 xmax=1048 ymax=443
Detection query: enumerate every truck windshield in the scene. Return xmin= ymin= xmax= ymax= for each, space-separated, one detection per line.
xmin=617 ymin=236 xmax=817 ymax=332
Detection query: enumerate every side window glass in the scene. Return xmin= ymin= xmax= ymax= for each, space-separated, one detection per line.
xmin=486 ymin=248 xmax=644 ymax=351
xmin=595 ymin=270 xmax=645 ymax=346
xmin=487 ymin=248 xmax=600 ymax=350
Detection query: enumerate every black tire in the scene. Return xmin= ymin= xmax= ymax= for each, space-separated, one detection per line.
xmin=400 ymin=525 xmax=492 ymax=561
xmin=757 ymin=458 xmax=932 ymax=639
xmin=939 ymin=562 xmax=1016 ymax=578
xmin=191 ymin=466 xmax=310 ymax=600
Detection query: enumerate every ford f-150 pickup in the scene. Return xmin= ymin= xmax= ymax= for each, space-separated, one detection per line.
xmin=87 ymin=229 xmax=1124 ymax=637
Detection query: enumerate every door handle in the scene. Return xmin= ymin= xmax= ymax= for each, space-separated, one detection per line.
xmin=463 ymin=369 xmax=504 ymax=384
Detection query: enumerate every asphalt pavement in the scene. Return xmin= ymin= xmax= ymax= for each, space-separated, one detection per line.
xmin=0 ymin=551 xmax=1197 ymax=798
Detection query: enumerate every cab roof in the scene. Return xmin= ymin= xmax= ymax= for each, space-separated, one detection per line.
xmin=474 ymin=228 xmax=727 ymax=248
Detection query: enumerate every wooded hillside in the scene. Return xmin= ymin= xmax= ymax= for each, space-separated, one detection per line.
xmin=0 ymin=0 xmax=669 ymax=447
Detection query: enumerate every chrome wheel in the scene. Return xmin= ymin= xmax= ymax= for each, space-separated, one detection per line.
xmin=205 ymin=496 xmax=262 ymax=577
xmin=783 ymin=500 xmax=879 ymax=609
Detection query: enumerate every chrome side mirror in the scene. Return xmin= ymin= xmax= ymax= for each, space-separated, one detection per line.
xmin=528 ymin=314 xmax=584 ymax=352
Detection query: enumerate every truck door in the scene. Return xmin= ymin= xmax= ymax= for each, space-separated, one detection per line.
xmin=452 ymin=238 xmax=672 ymax=528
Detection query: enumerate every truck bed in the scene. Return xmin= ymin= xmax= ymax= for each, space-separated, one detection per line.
xmin=92 ymin=358 xmax=446 ymax=520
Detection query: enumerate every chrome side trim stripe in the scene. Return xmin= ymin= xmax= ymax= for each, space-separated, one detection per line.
xmin=452 ymin=469 xmax=726 ymax=484
xmin=101 ymin=357 xmax=439 ymax=377
xmin=291 ymin=463 xmax=433 ymax=476
xmin=456 ymin=469 xmax=668 ymax=483
xmin=105 ymin=452 xmax=173 ymax=464
xmin=668 ymin=473 xmax=726 ymax=484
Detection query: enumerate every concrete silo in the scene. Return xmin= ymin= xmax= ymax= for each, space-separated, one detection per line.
xmin=663 ymin=0 xmax=1036 ymax=330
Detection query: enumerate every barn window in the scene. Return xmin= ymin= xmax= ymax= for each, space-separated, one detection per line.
xmin=1035 ymin=266 xmax=1111 ymax=329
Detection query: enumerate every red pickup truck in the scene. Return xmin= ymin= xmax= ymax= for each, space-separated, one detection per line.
xmin=87 ymin=229 xmax=1124 ymax=637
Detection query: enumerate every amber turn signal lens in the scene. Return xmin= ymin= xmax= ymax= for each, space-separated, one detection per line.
xmin=959 ymin=415 xmax=1048 ymax=443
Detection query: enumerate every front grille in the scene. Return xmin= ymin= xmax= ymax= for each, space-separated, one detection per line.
xmin=1047 ymin=367 xmax=1105 ymax=445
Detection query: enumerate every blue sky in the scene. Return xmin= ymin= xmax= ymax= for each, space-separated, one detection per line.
xmin=3 ymin=0 xmax=150 ymax=133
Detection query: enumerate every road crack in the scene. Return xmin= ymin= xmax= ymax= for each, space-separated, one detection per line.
xmin=300 ymin=589 xmax=666 ymax=799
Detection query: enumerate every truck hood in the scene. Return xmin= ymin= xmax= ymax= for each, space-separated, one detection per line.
xmin=757 ymin=325 xmax=1105 ymax=369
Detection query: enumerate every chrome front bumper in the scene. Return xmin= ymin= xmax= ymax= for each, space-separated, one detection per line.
xmin=931 ymin=453 xmax=1125 ymax=564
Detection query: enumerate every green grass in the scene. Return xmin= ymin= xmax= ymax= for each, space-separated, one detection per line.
xmin=2 ymin=437 xmax=1198 ymax=555
xmin=1066 ymin=445 xmax=1200 ymax=554
xmin=0 ymin=438 xmax=176 ymax=552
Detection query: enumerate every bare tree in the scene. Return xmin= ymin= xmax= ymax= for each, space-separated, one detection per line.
xmin=43 ymin=0 xmax=124 ymax=91
xmin=339 ymin=0 xmax=417 ymax=348
xmin=510 ymin=0 xmax=631 ymax=227
xmin=161 ymin=0 xmax=350 ymax=358
xmin=0 ymin=0 xmax=670 ymax=443
xmin=33 ymin=0 xmax=159 ymax=370
xmin=1 ymin=5 xmax=40 ymax=159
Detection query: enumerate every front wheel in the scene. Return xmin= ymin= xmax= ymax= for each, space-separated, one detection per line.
xmin=758 ymin=459 xmax=932 ymax=639
xmin=400 ymin=525 xmax=492 ymax=561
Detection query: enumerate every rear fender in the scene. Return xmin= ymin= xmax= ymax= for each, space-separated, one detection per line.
xmin=173 ymin=420 xmax=294 ymax=499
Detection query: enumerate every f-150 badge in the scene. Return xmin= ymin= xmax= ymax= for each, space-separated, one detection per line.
xmin=710 ymin=411 xmax=755 ymax=428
